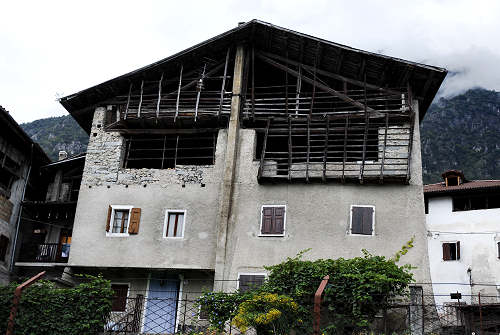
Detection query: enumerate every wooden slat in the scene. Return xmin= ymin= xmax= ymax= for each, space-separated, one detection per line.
xmin=175 ymin=64 xmax=183 ymax=122
xmin=125 ymin=83 xmax=132 ymax=117
xmin=194 ymin=63 xmax=207 ymax=122
xmin=341 ymin=114 xmax=349 ymax=183
xmin=379 ymin=113 xmax=389 ymax=183
xmin=322 ymin=118 xmax=329 ymax=182
xmin=219 ymin=49 xmax=230 ymax=116
xmin=156 ymin=73 xmax=164 ymax=118
xmin=306 ymin=116 xmax=310 ymax=182
xmin=288 ymin=117 xmax=292 ymax=181
xmin=258 ymin=118 xmax=271 ymax=180
xmin=137 ymin=80 xmax=144 ymax=117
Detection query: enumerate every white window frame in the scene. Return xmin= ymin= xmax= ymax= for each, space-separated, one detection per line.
xmin=237 ymin=272 xmax=268 ymax=291
xmin=259 ymin=204 xmax=286 ymax=237
xmin=110 ymin=282 xmax=130 ymax=313
xmin=442 ymin=240 xmax=460 ymax=261
xmin=163 ymin=209 xmax=187 ymax=239
xmin=107 ymin=205 xmax=133 ymax=237
xmin=348 ymin=205 xmax=376 ymax=236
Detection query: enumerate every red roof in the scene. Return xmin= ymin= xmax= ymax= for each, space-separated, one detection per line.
xmin=424 ymin=180 xmax=500 ymax=195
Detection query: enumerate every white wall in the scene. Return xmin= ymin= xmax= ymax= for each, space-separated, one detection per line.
xmin=426 ymin=196 xmax=500 ymax=305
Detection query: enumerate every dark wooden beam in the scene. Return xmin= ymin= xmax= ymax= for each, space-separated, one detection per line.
xmin=256 ymin=52 xmax=381 ymax=115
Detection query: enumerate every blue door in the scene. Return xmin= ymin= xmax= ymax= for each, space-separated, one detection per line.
xmin=143 ymin=277 xmax=179 ymax=334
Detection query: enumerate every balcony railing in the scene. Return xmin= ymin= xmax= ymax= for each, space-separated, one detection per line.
xmin=17 ymin=243 xmax=70 ymax=264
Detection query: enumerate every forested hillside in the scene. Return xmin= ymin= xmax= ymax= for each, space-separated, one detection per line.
xmin=421 ymin=88 xmax=499 ymax=183
xmin=19 ymin=88 xmax=500 ymax=183
xmin=21 ymin=115 xmax=88 ymax=161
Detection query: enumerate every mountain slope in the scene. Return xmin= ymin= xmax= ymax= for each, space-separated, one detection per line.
xmin=421 ymin=88 xmax=500 ymax=183
xmin=21 ymin=115 xmax=88 ymax=161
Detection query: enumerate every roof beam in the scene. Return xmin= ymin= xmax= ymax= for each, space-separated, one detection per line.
xmin=258 ymin=50 xmax=401 ymax=96
xmin=256 ymin=52 xmax=381 ymax=115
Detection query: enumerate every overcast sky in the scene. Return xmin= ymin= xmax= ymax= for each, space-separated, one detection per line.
xmin=1 ymin=0 xmax=499 ymax=123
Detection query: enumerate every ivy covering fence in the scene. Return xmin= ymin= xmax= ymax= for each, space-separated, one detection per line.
xmin=0 ymin=275 xmax=113 ymax=335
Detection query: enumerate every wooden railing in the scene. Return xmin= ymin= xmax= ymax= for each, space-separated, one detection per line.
xmin=17 ymin=243 xmax=69 ymax=263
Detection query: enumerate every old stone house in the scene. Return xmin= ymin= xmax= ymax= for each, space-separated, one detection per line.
xmin=0 ymin=106 xmax=49 ymax=284
xmin=59 ymin=20 xmax=446 ymax=332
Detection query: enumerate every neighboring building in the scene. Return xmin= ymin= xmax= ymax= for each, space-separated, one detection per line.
xmin=59 ymin=20 xmax=446 ymax=332
xmin=425 ymin=170 xmax=500 ymax=306
xmin=0 ymin=106 xmax=50 ymax=284
xmin=13 ymin=152 xmax=84 ymax=281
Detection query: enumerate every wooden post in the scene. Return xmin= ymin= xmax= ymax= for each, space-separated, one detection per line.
xmin=156 ymin=73 xmax=164 ymax=118
xmin=342 ymin=115 xmax=349 ymax=183
xmin=478 ymin=292 xmax=483 ymax=335
xmin=359 ymin=73 xmax=369 ymax=183
xmin=218 ymin=49 xmax=230 ymax=116
xmin=258 ymin=118 xmax=271 ymax=180
xmin=288 ymin=117 xmax=292 ymax=181
xmin=137 ymin=80 xmax=144 ymax=117
xmin=295 ymin=66 xmax=301 ymax=116
xmin=322 ymin=118 xmax=329 ymax=182
xmin=306 ymin=116 xmax=311 ymax=182
xmin=175 ymin=64 xmax=183 ymax=122
xmin=125 ymin=82 xmax=132 ymax=118
xmin=379 ymin=113 xmax=389 ymax=183
xmin=194 ymin=63 xmax=206 ymax=122
xmin=251 ymin=46 xmax=256 ymax=120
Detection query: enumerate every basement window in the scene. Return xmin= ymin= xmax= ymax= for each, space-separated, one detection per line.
xmin=442 ymin=242 xmax=460 ymax=261
xmin=124 ymin=134 xmax=217 ymax=169
xmin=238 ymin=273 xmax=267 ymax=293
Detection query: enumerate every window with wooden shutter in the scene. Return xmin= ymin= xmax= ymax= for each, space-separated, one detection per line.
xmin=350 ymin=206 xmax=374 ymax=235
xmin=111 ymin=284 xmax=129 ymax=312
xmin=260 ymin=206 xmax=286 ymax=236
xmin=128 ymin=208 xmax=141 ymax=234
xmin=442 ymin=242 xmax=459 ymax=261
xmin=238 ymin=274 xmax=266 ymax=293
xmin=0 ymin=235 xmax=9 ymax=262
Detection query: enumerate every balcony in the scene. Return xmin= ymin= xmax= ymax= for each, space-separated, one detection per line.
xmin=16 ymin=243 xmax=70 ymax=264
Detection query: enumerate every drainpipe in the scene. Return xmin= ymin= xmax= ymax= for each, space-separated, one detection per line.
xmin=9 ymin=143 xmax=34 ymax=272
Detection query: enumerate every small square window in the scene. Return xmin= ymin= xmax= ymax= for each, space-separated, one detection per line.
xmin=260 ymin=206 xmax=286 ymax=236
xmin=442 ymin=242 xmax=460 ymax=261
xmin=350 ymin=206 xmax=375 ymax=235
xmin=164 ymin=211 xmax=186 ymax=238
xmin=238 ymin=274 xmax=266 ymax=293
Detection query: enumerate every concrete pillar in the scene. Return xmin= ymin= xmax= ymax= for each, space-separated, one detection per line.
xmin=214 ymin=45 xmax=245 ymax=291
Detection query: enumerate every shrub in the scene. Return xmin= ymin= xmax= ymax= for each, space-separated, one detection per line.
xmin=0 ymin=275 xmax=113 ymax=335
xmin=196 ymin=291 xmax=250 ymax=333
xmin=232 ymin=292 xmax=300 ymax=335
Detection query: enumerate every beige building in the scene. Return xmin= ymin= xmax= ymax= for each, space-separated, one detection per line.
xmin=59 ymin=20 xmax=446 ymax=333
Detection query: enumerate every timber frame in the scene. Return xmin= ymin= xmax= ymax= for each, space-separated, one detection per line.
xmin=60 ymin=20 xmax=446 ymax=185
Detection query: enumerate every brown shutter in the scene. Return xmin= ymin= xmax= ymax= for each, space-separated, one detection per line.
xmin=361 ymin=207 xmax=374 ymax=235
xmin=351 ymin=207 xmax=363 ymax=234
xmin=442 ymin=243 xmax=451 ymax=261
xmin=261 ymin=207 xmax=273 ymax=234
xmin=273 ymin=207 xmax=285 ymax=234
xmin=456 ymin=241 xmax=460 ymax=260
xmin=128 ymin=208 xmax=141 ymax=234
xmin=106 ymin=206 xmax=112 ymax=232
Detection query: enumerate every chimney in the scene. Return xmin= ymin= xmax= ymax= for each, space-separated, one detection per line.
xmin=58 ymin=151 xmax=68 ymax=161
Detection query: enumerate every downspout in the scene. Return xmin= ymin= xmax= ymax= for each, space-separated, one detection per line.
xmin=9 ymin=143 xmax=34 ymax=272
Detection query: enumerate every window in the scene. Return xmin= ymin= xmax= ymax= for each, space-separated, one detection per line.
xmin=0 ymin=235 xmax=9 ymax=262
xmin=163 ymin=210 xmax=186 ymax=238
xmin=350 ymin=205 xmax=375 ymax=235
xmin=198 ymin=303 xmax=209 ymax=320
xmin=260 ymin=205 xmax=286 ymax=236
xmin=106 ymin=206 xmax=141 ymax=235
xmin=111 ymin=284 xmax=129 ymax=312
xmin=123 ymin=134 xmax=217 ymax=169
xmin=442 ymin=242 xmax=460 ymax=261
xmin=452 ymin=193 xmax=500 ymax=212
xmin=238 ymin=274 xmax=266 ymax=293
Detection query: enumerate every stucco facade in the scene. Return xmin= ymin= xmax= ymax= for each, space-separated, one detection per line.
xmin=427 ymin=195 xmax=500 ymax=305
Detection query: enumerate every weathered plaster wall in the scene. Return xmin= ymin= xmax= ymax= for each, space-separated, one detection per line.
xmin=220 ymin=101 xmax=432 ymax=292
xmin=69 ymin=107 xmax=226 ymax=269
xmin=427 ymin=196 xmax=500 ymax=305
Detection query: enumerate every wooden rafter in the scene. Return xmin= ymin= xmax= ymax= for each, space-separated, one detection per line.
xmin=256 ymin=52 xmax=380 ymax=115
xmin=258 ymin=50 xmax=401 ymax=96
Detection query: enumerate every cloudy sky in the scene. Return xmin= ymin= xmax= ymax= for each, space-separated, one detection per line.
xmin=1 ymin=0 xmax=499 ymax=123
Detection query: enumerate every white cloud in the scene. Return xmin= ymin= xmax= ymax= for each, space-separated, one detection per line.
xmin=0 ymin=0 xmax=498 ymax=123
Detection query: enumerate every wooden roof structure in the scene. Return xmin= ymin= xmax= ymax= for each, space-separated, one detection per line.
xmin=60 ymin=20 xmax=447 ymax=133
